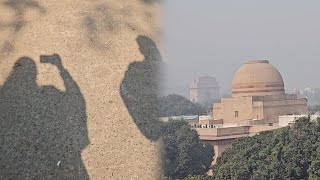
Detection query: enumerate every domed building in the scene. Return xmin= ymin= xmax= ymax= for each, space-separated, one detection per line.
xmin=232 ymin=60 xmax=284 ymax=97
xmin=213 ymin=60 xmax=307 ymax=125
xmin=195 ymin=60 xmax=308 ymax=163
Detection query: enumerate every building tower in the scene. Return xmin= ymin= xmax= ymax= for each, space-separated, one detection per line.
xmin=190 ymin=76 xmax=219 ymax=104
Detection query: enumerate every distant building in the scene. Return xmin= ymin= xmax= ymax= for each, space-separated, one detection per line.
xmin=159 ymin=115 xmax=199 ymax=122
xmin=193 ymin=123 xmax=279 ymax=162
xmin=213 ymin=60 xmax=307 ymax=125
xmin=193 ymin=60 xmax=308 ymax=163
xmin=189 ymin=76 xmax=219 ymax=104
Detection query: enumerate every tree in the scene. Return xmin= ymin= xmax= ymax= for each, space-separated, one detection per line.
xmin=159 ymin=94 xmax=207 ymax=117
xmin=184 ymin=175 xmax=210 ymax=180
xmin=210 ymin=117 xmax=320 ymax=180
xmin=162 ymin=120 xmax=214 ymax=179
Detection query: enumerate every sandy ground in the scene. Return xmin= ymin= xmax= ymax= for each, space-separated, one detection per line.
xmin=0 ymin=0 xmax=162 ymax=179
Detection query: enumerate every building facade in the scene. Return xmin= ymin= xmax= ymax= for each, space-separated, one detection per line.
xmin=190 ymin=76 xmax=219 ymax=104
xmin=213 ymin=60 xmax=308 ymax=125
xmin=195 ymin=60 xmax=308 ymax=163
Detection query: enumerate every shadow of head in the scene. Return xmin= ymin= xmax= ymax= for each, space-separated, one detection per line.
xmin=11 ymin=57 xmax=37 ymax=86
xmin=0 ymin=54 xmax=89 ymax=179
xmin=137 ymin=35 xmax=161 ymax=61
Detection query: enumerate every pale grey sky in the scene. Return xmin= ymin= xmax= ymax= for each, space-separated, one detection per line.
xmin=163 ymin=0 xmax=320 ymax=97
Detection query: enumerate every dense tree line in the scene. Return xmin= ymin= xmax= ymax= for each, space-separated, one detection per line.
xmin=162 ymin=120 xmax=214 ymax=179
xmin=159 ymin=94 xmax=207 ymax=117
xmin=183 ymin=117 xmax=320 ymax=180
xmin=210 ymin=117 xmax=320 ymax=180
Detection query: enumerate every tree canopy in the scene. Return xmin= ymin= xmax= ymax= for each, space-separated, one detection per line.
xmin=159 ymin=94 xmax=207 ymax=117
xmin=210 ymin=117 xmax=320 ymax=180
xmin=162 ymin=120 xmax=214 ymax=179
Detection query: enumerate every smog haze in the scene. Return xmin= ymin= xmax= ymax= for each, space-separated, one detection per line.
xmin=163 ymin=0 xmax=320 ymax=97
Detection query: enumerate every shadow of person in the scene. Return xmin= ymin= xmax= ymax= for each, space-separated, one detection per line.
xmin=120 ymin=35 xmax=164 ymax=141
xmin=0 ymin=55 xmax=89 ymax=179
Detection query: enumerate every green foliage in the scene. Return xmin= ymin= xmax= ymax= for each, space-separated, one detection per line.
xmin=159 ymin=94 xmax=207 ymax=116
xmin=184 ymin=175 xmax=210 ymax=180
xmin=210 ymin=117 xmax=320 ymax=180
xmin=308 ymin=160 xmax=320 ymax=180
xmin=162 ymin=120 xmax=214 ymax=179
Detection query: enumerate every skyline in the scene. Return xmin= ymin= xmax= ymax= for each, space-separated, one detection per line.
xmin=163 ymin=0 xmax=320 ymax=96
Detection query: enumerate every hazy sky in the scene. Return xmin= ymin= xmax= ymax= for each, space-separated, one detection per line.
xmin=163 ymin=0 xmax=320 ymax=97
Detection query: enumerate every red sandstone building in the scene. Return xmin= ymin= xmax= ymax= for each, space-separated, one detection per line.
xmin=194 ymin=60 xmax=308 ymax=162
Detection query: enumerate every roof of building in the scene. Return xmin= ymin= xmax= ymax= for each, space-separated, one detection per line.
xmin=199 ymin=134 xmax=250 ymax=141
xmin=159 ymin=115 xmax=199 ymax=122
xmin=232 ymin=60 xmax=285 ymax=97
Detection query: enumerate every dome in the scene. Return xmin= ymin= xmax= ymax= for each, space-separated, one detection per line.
xmin=232 ymin=60 xmax=285 ymax=97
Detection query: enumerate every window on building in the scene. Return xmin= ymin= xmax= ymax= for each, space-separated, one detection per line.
xmin=235 ymin=111 xmax=239 ymax=117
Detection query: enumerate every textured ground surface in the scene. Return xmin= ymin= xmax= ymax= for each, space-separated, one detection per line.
xmin=0 ymin=0 xmax=162 ymax=179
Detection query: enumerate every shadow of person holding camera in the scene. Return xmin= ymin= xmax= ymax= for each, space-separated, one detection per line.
xmin=0 ymin=54 xmax=89 ymax=179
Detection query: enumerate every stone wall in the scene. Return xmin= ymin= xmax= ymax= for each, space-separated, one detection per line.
xmin=196 ymin=126 xmax=250 ymax=137
xmin=214 ymin=96 xmax=254 ymax=124
xmin=213 ymin=94 xmax=308 ymax=124
xmin=263 ymin=98 xmax=308 ymax=123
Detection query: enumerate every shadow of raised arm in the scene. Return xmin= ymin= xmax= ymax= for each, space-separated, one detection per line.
xmin=40 ymin=54 xmax=80 ymax=94
xmin=40 ymin=53 xmax=88 ymax=149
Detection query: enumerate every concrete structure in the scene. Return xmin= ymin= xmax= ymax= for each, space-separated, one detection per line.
xmin=159 ymin=115 xmax=199 ymax=122
xmin=198 ymin=116 xmax=223 ymax=126
xmin=195 ymin=124 xmax=279 ymax=159
xmin=195 ymin=60 xmax=308 ymax=162
xmin=0 ymin=1 xmax=162 ymax=179
xmin=190 ymin=76 xmax=219 ymax=104
xmin=279 ymin=114 xmax=320 ymax=127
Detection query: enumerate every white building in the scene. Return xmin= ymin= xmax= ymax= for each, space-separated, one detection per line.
xmin=279 ymin=114 xmax=320 ymax=127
